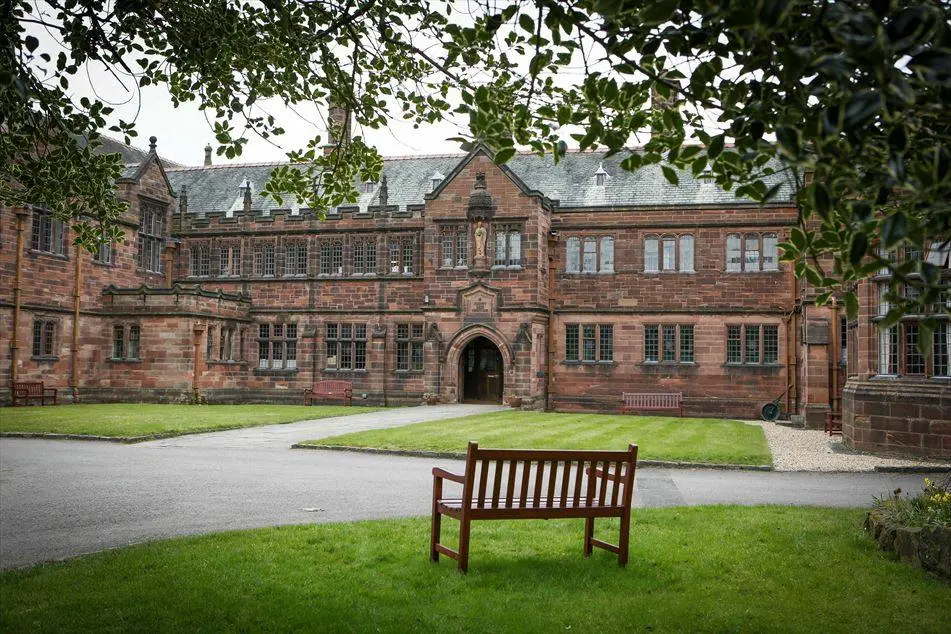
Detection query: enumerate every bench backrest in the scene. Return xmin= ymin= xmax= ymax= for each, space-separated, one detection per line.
xmin=460 ymin=442 xmax=637 ymax=510
xmin=312 ymin=380 xmax=352 ymax=393
xmin=623 ymin=392 xmax=682 ymax=408
xmin=14 ymin=382 xmax=45 ymax=396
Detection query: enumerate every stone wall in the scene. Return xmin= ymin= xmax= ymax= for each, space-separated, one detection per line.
xmin=843 ymin=379 xmax=951 ymax=459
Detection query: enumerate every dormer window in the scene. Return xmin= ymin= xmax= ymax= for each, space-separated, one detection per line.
xmin=595 ymin=163 xmax=608 ymax=186
xmin=431 ymin=171 xmax=445 ymax=192
xmin=363 ymin=180 xmax=376 ymax=194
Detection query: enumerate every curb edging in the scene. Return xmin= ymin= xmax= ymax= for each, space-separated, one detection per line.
xmin=290 ymin=443 xmax=775 ymax=471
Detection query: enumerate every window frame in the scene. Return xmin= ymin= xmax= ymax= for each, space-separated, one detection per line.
xmin=137 ymin=200 xmax=166 ymax=274
xmin=725 ymin=324 xmax=781 ymax=366
xmin=396 ymin=323 xmax=424 ymax=372
xmin=30 ymin=208 xmax=69 ymax=257
xmin=325 ymin=322 xmax=367 ymax=372
xmin=645 ymin=233 xmax=694 ymax=273
xmin=257 ymin=322 xmax=298 ymax=371
xmin=32 ymin=319 xmax=58 ymax=358
xmin=564 ymin=323 xmax=614 ymax=363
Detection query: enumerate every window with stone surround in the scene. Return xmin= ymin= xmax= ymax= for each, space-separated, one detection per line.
xmin=388 ymin=236 xmax=417 ymax=275
xmin=110 ymin=324 xmax=139 ymax=361
xmin=218 ymin=244 xmax=241 ymax=277
xmin=31 ymin=208 xmax=69 ymax=256
xmin=189 ymin=244 xmax=210 ymax=277
xmin=93 ymin=240 xmax=115 ymax=265
xmin=352 ymin=238 xmax=378 ymax=275
xmin=644 ymin=324 xmax=694 ymax=363
xmin=565 ymin=236 xmax=614 ymax=273
xmin=878 ymin=325 xmax=899 ymax=375
xmin=441 ymin=225 xmax=469 ymax=268
xmin=326 ymin=323 xmax=367 ymax=371
xmin=32 ymin=319 xmax=57 ymax=358
xmin=726 ymin=324 xmax=779 ymax=365
xmin=206 ymin=325 xmax=216 ymax=360
xmin=876 ymin=319 xmax=950 ymax=378
xmin=320 ymin=240 xmax=344 ymax=276
xmin=253 ymin=243 xmax=275 ymax=277
xmin=137 ymin=200 xmax=166 ymax=274
xmin=285 ymin=241 xmax=308 ymax=277
xmin=934 ymin=323 xmax=950 ymax=377
xmin=645 ymin=234 xmax=693 ymax=272
xmin=218 ymin=326 xmax=237 ymax=361
xmin=565 ymin=324 xmax=612 ymax=362
xmin=726 ymin=233 xmax=778 ymax=272
xmin=396 ymin=323 xmax=424 ymax=371
xmin=258 ymin=323 xmax=297 ymax=370
xmin=493 ymin=224 xmax=522 ymax=268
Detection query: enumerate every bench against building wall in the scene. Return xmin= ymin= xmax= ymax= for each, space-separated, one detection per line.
xmin=620 ymin=392 xmax=683 ymax=417
xmin=12 ymin=382 xmax=57 ymax=406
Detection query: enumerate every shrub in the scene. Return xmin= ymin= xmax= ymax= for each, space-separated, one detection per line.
xmin=872 ymin=476 xmax=951 ymax=530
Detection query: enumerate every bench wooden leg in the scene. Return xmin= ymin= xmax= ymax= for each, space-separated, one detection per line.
xmin=458 ymin=517 xmax=471 ymax=574
xmin=618 ymin=510 xmax=630 ymax=567
xmin=583 ymin=517 xmax=594 ymax=557
xmin=430 ymin=479 xmax=442 ymax=563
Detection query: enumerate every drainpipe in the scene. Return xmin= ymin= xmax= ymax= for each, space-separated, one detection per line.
xmin=830 ymin=297 xmax=839 ymax=412
xmin=70 ymin=241 xmax=82 ymax=401
xmin=10 ymin=208 xmax=28 ymax=395
xmin=545 ymin=232 xmax=558 ymax=411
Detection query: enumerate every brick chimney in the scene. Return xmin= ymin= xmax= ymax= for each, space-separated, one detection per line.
xmin=242 ymin=179 xmax=252 ymax=214
xmin=204 ymin=144 xmax=212 ymax=166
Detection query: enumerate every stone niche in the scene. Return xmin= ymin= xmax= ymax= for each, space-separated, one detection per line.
xmin=842 ymin=378 xmax=951 ymax=459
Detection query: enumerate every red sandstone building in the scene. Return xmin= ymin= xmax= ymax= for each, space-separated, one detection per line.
xmin=2 ymin=137 xmax=948 ymax=457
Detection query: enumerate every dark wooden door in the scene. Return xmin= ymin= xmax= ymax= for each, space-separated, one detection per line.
xmin=461 ymin=338 xmax=503 ymax=403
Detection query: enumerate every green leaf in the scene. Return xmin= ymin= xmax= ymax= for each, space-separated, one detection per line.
xmin=494 ymin=147 xmax=516 ymax=164
xmin=849 ymin=233 xmax=868 ymax=265
xmin=641 ymin=0 xmax=679 ymax=25
xmin=25 ymin=35 xmax=39 ymax=53
xmin=776 ymin=126 xmax=800 ymax=159
xmin=519 ymin=13 xmax=535 ymax=33
xmin=661 ymin=165 xmax=679 ymax=185
xmin=812 ymin=183 xmax=832 ymax=219
xmin=880 ymin=213 xmax=907 ymax=248
xmin=845 ymin=291 xmax=859 ymax=320
xmin=708 ymin=135 xmax=724 ymax=159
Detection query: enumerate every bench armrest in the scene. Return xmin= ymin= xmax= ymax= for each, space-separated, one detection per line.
xmin=432 ymin=467 xmax=465 ymax=484
xmin=587 ymin=466 xmax=625 ymax=482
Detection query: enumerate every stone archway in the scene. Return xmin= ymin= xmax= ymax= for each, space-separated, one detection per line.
xmin=458 ymin=336 xmax=504 ymax=403
xmin=443 ymin=325 xmax=514 ymax=403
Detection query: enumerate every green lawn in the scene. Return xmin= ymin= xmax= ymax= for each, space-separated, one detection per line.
xmin=2 ymin=507 xmax=948 ymax=633
xmin=0 ymin=404 xmax=381 ymax=438
xmin=306 ymin=410 xmax=772 ymax=465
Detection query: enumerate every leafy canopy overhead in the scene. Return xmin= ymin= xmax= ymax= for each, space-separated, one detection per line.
xmin=3 ymin=0 xmax=950 ymax=323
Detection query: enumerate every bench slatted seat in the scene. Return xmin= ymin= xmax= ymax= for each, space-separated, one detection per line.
xmin=431 ymin=441 xmax=638 ymax=573
xmin=12 ymin=381 xmax=57 ymax=406
xmin=303 ymin=380 xmax=352 ymax=406
xmin=621 ymin=392 xmax=683 ymax=416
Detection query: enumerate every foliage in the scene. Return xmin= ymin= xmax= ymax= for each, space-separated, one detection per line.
xmin=307 ymin=410 xmax=772 ymax=466
xmin=4 ymin=1 xmax=950 ymax=320
xmin=872 ymin=476 xmax=951 ymax=529
xmin=3 ymin=508 xmax=951 ymax=632
xmin=0 ymin=403 xmax=381 ymax=438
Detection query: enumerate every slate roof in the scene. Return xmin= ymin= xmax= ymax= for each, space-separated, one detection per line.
xmin=165 ymin=149 xmax=796 ymax=216
xmin=75 ymin=133 xmax=184 ymax=179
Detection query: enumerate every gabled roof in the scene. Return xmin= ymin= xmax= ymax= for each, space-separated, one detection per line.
xmin=164 ymin=146 xmax=797 ymax=216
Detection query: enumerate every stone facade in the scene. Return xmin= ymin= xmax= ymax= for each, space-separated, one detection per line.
xmin=2 ymin=136 xmax=946 ymax=442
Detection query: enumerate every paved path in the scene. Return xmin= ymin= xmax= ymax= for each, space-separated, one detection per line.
xmin=0 ymin=405 xmax=944 ymax=570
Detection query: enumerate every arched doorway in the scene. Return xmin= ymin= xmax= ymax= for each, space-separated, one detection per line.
xmin=459 ymin=336 xmax=504 ymax=403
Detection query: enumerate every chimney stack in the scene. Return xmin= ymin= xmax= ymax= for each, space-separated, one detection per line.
xmin=204 ymin=144 xmax=213 ymax=166
xmin=323 ymin=99 xmax=352 ymax=156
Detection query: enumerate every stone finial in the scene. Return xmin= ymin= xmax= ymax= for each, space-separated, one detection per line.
xmin=378 ymin=175 xmax=388 ymax=206
xmin=242 ymin=178 xmax=252 ymax=214
xmin=204 ymin=144 xmax=213 ymax=166
xmin=179 ymin=185 xmax=188 ymax=214
xmin=149 ymin=136 xmax=157 ymax=151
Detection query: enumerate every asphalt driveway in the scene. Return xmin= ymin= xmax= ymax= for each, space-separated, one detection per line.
xmin=0 ymin=405 xmax=942 ymax=570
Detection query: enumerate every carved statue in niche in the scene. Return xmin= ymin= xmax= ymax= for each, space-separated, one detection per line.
xmin=474 ymin=220 xmax=487 ymax=259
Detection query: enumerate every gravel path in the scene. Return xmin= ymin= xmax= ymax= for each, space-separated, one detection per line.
xmin=756 ymin=421 xmax=951 ymax=472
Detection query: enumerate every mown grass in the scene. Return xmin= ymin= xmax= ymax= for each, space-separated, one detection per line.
xmin=1 ymin=507 xmax=948 ymax=633
xmin=307 ymin=410 xmax=772 ymax=465
xmin=0 ymin=404 xmax=381 ymax=438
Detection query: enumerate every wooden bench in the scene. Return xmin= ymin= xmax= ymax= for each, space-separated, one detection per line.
xmin=303 ymin=380 xmax=352 ymax=406
xmin=431 ymin=441 xmax=638 ymax=573
xmin=621 ymin=392 xmax=683 ymax=416
xmin=12 ymin=381 xmax=57 ymax=406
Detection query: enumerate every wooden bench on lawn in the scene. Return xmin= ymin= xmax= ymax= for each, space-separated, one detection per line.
xmin=12 ymin=381 xmax=58 ymax=406
xmin=621 ymin=392 xmax=684 ymax=417
xmin=430 ymin=441 xmax=638 ymax=573
xmin=303 ymin=380 xmax=352 ymax=406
